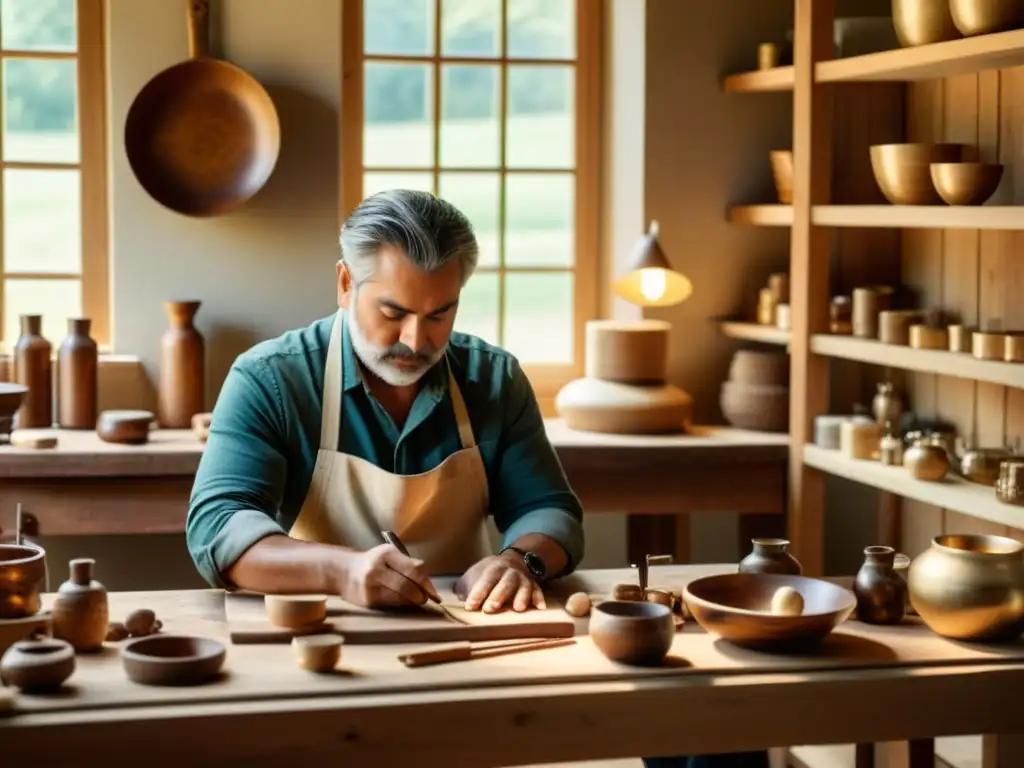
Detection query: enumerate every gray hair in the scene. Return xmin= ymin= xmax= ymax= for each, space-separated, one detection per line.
xmin=340 ymin=189 xmax=479 ymax=287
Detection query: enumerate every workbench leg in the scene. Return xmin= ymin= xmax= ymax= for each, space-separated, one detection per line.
xmin=982 ymin=734 xmax=1024 ymax=768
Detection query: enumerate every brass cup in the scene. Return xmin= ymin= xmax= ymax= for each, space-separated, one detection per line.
xmin=930 ymin=162 xmax=1004 ymax=206
xmin=757 ymin=42 xmax=780 ymax=71
xmin=892 ymin=0 xmax=963 ymax=46
xmin=870 ymin=143 xmax=968 ymax=205
xmin=0 ymin=544 xmax=47 ymax=619
xmin=950 ymin=0 xmax=1024 ymax=35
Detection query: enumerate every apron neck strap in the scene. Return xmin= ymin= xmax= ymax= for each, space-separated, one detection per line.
xmin=321 ymin=311 xmax=477 ymax=451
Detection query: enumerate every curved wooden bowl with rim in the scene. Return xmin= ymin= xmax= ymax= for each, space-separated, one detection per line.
xmin=121 ymin=634 xmax=226 ymax=686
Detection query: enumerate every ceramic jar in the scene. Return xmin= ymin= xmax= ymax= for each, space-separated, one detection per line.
xmin=158 ymin=300 xmax=206 ymax=428
xmin=879 ymin=427 xmax=904 ymax=466
xmin=738 ymin=538 xmax=803 ymax=575
xmin=0 ymin=637 xmax=75 ymax=693
xmin=0 ymin=544 xmax=47 ymax=619
xmin=853 ymin=545 xmax=907 ymax=625
xmin=903 ymin=435 xmax=950 ymax=481
xmin=872 ymin=382 xmax=903 ymax=425
xmin=12 ymin=314 xmax=52 ymax=428
xmin=908 ymin=534 xmax=1024 ymax=642
xmin=57 ymin=318 xmax=98 ymax=429
xmin=52 ymin=558 xmax=109 ymax=652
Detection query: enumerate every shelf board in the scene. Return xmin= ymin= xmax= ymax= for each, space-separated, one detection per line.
xmin=719 ymin=321 xmax=790 ymax=346
xmin=813 ymin=205 xmax=1024 ymax=229
xmin=803 ymin=444 xmax=1024 ymax=529
xmin=727 ymin=205 xmax=793 ymax=226
xmin=722 ymin=66 xmax=795 ymax=93
xmin=810 ymin=334 xmax=1024 ymax=389
xmin=817 ymin=28 xmax=1024 ymax=84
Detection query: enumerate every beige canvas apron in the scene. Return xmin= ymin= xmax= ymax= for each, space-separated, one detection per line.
xmin=288 ymin=311 xmax=491 ymax=576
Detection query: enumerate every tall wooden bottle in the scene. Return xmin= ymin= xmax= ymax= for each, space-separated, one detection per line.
xmin=52 ymin=558 xmax=109 ymax=653
xmin=57 ymin=318 xmax=98 ymax=429
xmin=158 ymin=300 xmax=205 ymax=428
xmin=13 ymin=314 xmax=53 ymax=428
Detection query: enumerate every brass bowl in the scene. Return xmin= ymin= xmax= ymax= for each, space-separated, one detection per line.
xmin=683 ymin=573 xmax=856 ymax=652
xmin=870 ymin=143 xmax=967 ymax=205
xmin=930 ymin=162 xmax=1003 ymax=205
xmin=0 ymin=544 xmax=47 ymax=619
xmin=892 ymin=0 xmax=962 ymax=46
xmin=950 ymin=0 xmax=1024 ymax=35
xmin=908 ymin=534 xmax=1024 ymax=642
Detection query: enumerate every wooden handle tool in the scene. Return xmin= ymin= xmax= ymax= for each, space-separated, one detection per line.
xmin=398 ymin=637 xmax=577 ymax=668
xmin=382 ymin=530 xmax=468 ymax=625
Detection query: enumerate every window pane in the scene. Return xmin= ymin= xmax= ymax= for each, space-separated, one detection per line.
xmin=504 ymin=173 xmax=574 ymax=268
xmin=364 ymin=63 xmax=434 ymax=168
xmin=440 ymin=64 xmax=499 ymax=168
xmin=504 ymin=272 xmax=573 ymax=364
xmin=4 ymin=169 xmax=81 ymax=274
xmin=441 ymin=0 xmax=500 ymax=57
xmin=364 ymin=0 xmax=433 ymax=56
xmin=507 ymin=0 xmax=575 ymax=59
xmin=438 ymin=172 xmax=499 ymax=268
xmin=455 ymin=271 xmax=498 ymax=345
xmin=4 ymin=278 xmax=81 ymax=344
xmin=363 ymin=171 xmax=434 ymax=198
xmin=507 ymin=65 xmax=573 ymax=169
xmin=1 ymin=0 xmax=76 ymax=52
xmin=3 ymin=58 xmax=79 ymax=164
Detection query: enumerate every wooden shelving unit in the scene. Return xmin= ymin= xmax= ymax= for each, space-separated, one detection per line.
xmin=730 ymin=205 xmax=1024 ymax=230
xmin=722 ymin=66 xmax=794 ymax=92
xmin=719 ymin=321 xmax=790 ymax=346
xmin=728 ymin=205 xmax=793 ymax=225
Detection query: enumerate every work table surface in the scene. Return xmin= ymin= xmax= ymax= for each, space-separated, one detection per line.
xmin=3 ymin=565 xmax=1023 ymax=767
xmin=0 ymin=419 xmax=789 ymax=478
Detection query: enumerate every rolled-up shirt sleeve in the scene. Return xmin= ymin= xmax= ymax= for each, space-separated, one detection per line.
xmin=489 ymin=358 xmax=585 ymax=575
xmin=186 ymin=355 xmax=289 ymax=588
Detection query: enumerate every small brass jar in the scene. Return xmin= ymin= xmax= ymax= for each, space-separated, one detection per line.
xmin=879 ymin=432 xmax=904 ymax=466
xmin=995 ymin=459 xmax=1024 ymax=506
xmin=903 ymin=435 xmax=950 ymax=481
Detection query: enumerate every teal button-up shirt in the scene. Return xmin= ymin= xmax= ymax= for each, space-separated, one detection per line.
xmin=186 ymin=312 xmax=585 ymax=588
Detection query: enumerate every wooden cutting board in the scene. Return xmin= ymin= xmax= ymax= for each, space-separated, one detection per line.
xmin=224 ymin=579 xmax=575 ymax=644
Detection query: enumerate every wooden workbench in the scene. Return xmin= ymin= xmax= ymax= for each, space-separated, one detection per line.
xmin=1 ymin=565 xmax=1022 ymax=767
xmin=0 ymin=420 xmax=789 ymax=563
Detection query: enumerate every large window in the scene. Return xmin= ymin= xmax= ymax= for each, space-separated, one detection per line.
xmin=343 ymin=0 xmax=600 ymax=398
xmin=0 ymin=0 xmax=107 ymax=347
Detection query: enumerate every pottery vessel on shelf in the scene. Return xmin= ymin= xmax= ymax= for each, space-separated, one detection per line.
xmin=738 ymin=538 xmax=803 ymax=576
xmin=158 ymin=300 xmax=206 ymax=428
xmin=12 ymin=314 xmax=52 ymax=429
xmin=51 ymin=558 xmax=109 ymax=652
xmin=870 ymin=143 xmax=967 ymax=205
xmin=57 ymin=318 xmax=98 ymax=429
xmin=853 ymin=545 xmax=907 ymax=625
xmin=0 ymin=543 xmax=46 ymax=619
xmin=995 ymin=459 xmax=1024 ymax=506
xmin=930 ymin=162 xmax=1004 ymax=205
xmin=871 ymin=382 xmax=903 ymax=425
xmin=891 ymin=0 xmax=962 ymax=46
xmin=908 ymin=534 xmax=1024 ymax=642
xmin=954 ymin=438 xmax=1014 ymax=486
xmin=903 ymin=435 xmax=950 ymax=481
xmin=0 ymin=637 xmax=75 ymax=693
xmin=589 ymin=600 xmax=674 ymax=667
xmin=950 ymin=0 xmax=1024 ymax=35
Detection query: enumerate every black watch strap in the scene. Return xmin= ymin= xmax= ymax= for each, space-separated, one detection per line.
xmin=501 ymin=546 xmax=548 ymax=582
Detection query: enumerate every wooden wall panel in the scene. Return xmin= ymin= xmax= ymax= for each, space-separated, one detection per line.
xmin=901 ymin=68 xmax=1024 ymax=552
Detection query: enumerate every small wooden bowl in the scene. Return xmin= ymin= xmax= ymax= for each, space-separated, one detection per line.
xmin=121 ymin=634 xmax=226 ymax=686
xmin=292 ymin=633 xmax=343 ymax=672
xmin=96 ymin=410 xmax=155 ymax=445
xmin=973 ymin=331 xmax=1005 ymax=360
xmin=265 ymin=594 xmax=328 ymax=629
xmin=909 ymin=324 xmax=949 ymax=350
xmin=0 ymin=637 xmax=75 ymax=693
xmin=930 ymin=162 xmax=1003 ymax=205
xmin=589 ymin=600 xmax=675 ymax=666
xmin=683 ymin=573 xmax=856 ymax=652
xmin=611 ymin=583 xmax=643 ymax=601
xmin=0 ymin=383 xmax=28 ymax=425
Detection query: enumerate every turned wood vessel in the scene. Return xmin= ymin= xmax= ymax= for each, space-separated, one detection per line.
xmin=52 ymin=558 xmax=109 ymax=652
xmin=0 ymin=636 xmax=75 ymax=693
xmin=853 ymin=545 xmax=907 ymax=625
xmin=12 ymin=314 xmax=52 ymax=429
xmin=57 ymin=318 xmax=98 ymax=429
xmin=589 ymin=600 xmax=674 ymax=666
xmin=158 ymin=301 xmax=206 ymax=428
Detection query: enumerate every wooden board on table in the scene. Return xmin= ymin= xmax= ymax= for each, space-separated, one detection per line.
xmin=223 ymin=579 xmax=576 ymax=644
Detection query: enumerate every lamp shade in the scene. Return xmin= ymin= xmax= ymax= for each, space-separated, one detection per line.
xmin=611 ymin=220 xmax=693 ymax=308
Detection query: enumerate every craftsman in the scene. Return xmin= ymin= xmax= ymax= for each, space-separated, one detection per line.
xmin=185 ymin=188 xmax=583 ymax=615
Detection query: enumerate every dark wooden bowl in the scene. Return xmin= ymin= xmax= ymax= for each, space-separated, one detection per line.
xmin=683 ymin=573 xmax=855 ymax=652
xmin=121 ymin=634 xmax=225 ymax=686
xmin=0 ymin=382 xmax=28 ymax=423
xmin=589 ymin=600 xmax=675 ymax=666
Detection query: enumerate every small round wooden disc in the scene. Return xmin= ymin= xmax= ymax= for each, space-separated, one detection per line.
xmin=9 ymin=430 xmax=59 ymax=449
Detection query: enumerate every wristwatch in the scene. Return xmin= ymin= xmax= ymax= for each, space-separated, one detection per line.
xmin=501 ymin=546 xmax=548 ymax=582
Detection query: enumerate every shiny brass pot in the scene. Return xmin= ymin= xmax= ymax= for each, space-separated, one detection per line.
xmin=907 ymin=534 xmax=1024 ymax=642
xmin=0 ymin=544 xmax=47 ymax=619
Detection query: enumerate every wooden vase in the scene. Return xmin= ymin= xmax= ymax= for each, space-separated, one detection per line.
xmin=57 ymin=318 xmax=98 ymax=429
xmin=158 ymin=300 xmax=205 ymax=428
xmin=13 ymin=314 xmax=52 ymax=428
xmin=51 ymin=558 xmax=109 ymax=653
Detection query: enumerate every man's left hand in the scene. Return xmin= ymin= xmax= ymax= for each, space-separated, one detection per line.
xmin=455 ymin=552 xmax=546 ymax=613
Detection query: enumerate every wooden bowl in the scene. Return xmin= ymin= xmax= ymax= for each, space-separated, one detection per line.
xmin=0 ymin=637 xmax=75 ymax=693
xmin=950 ymin=0 xmax=1024 ymax=35
xmin=930 ymin=162 xmax=1003 ymax=205
xmin=870 ymin=143 xmax=967 ymax=204
xmin=121 ymin=634 xmax=226 ymax=686
xmin=265 ymin=594 xmax=328 ymax=629
xmin=0 ymin=382 xmax=28 ymax=425
xmin=892 ymin=0 xmax=962 ymax=46
xmin=589 ymin=600 xmax=675 ymax=666
xmin=96 ymin=410 xmax=156 ymax=445
xmin=0 ymin=544 xmax=47 ymax=619
xmin=769 ymin=150 xmax=793 ymax=204
xmin=683 ymin=573 xmax=856 ymax=652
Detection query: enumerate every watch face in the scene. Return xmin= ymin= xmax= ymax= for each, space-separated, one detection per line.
xmin=524 ymin=551 xmax=547 ymax=580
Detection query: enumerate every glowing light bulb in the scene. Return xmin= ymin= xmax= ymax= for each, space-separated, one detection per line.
xmin=639 ymin=268 xmax=667 ymax=303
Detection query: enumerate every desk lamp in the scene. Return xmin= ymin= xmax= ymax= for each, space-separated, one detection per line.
xmin=555 ymin=221 xmax=694 ymax=434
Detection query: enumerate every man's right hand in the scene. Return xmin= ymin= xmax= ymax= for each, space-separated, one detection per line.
xmin=339 ymin=543 xmax=441 ymax=608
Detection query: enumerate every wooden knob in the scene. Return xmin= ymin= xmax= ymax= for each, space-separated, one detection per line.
xmin=69 ymin=558 xmax=95 ymax=586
